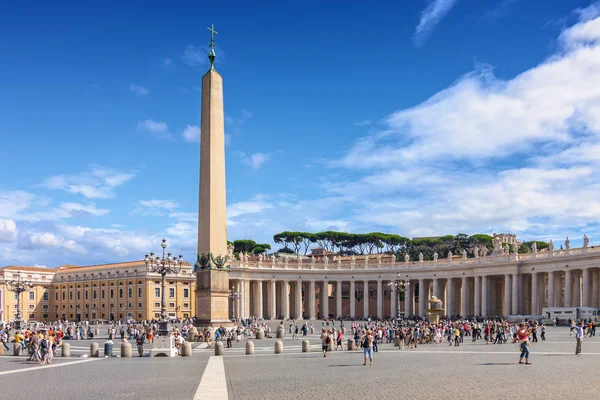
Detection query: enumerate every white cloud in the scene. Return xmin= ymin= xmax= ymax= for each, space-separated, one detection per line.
xmin=129 ymin=83 xmax=149 ymax=96
xmin=136 ymin=119 xmax=173 ymax=140
xmin=182 ymin=45 xmax=207 ymax=67
xmin=228 ymin=197 xmax=274 ymax=219
xmin=19 ymin=232 xmax=86 ymax=254
xmin=0 ymin=219 xmax=17 ymax=242
xmin=0 ymin=191 xmax=36 ymax=218
xmin=414 ymin=0 xmax=459 ymax=46
xmin=240 ymin=152 xmax=271 ymax=170
xmin=40 ymin=167 xmax=136 ymax=199
xmin=169 ymin=212 xmax=197 ymax=222
xmin=133 ymin=199 xmax=180 ymax=216
xmin=354 ymin=119 xmax=372 ymax=126
xmin=182 ymin=124 xmax=199 ymax=142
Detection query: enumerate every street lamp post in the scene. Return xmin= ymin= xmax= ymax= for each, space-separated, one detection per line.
xmin=387 ymin=272 xmax=410 ymax=323
xmin=229 ymin=290 xmax=240 ymax=320
xmin=7 ymin=273 xmax=34 ymax=330
xmin=144 ymin=238 xmax=183 ymax=336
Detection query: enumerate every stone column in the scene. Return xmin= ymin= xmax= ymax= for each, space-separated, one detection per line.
xmin=503 ymin=275 xmax=511 ymax=317
xmin=376 ymin=280 xmax=383 ymax=318
xmin=530 ymin=273 xmax=538 ymax=315
xmin=564 ymin=270 xmax=572 ymax=307
xmin=390 ymin=284 xmax=397 ymax=318
xmin=269 ymin=280 xmax=277 ymax=319
xmin=309 ymin=280 xmax=316 ymax=320
xmin=418 ymin=279 xmax=425 ymax=317
xmin=322 ymin=281 xmax=329 ymax=318
xmin=555 ymin=272 xmax=563 ymax=307
xmin=363 ymin=280 xmax=369 ymax=318
xmin=512 ymin=274 xmax=519 ymax=315
xmin=256 ymin=281 xmax=263 ymax=319
xmin=295 ymin=281 xmax=303 ymax=319
xmin=592 ymin=269 xmax=599 ymax=308
xmin=573 ymin=271 xmax=581 ymax=307
xmin=474 ymin=276 xmax=481 ymax=316
xmin=282 ymin=280 xmax=290 ymax=319
xmin=446 ymin=278 xmax=453 ymax=316
xmin=433 ymin=279 xmax=439 ymax=299
xmin=547 ymin=272 xmax=555 ymax=308
xmin=481 ymin=275 xmax=488 ymax=317
xmin=582 ymin=268 xmax=590 ymax=307
xmin=349 ymin=281 xmax=356 ymax=318
xmin=336 ymin=281 xmax=342 ymax=319
xmin=461 ymin=277 xmax=468 ymax=317
xmin=405 ymin=281 xmax=413 ymax=316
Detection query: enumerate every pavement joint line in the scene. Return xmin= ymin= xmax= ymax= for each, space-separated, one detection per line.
xmin=195 ymin=356 xmax=228 ymax=400
xmin=0 ymin=357 xmax=104 ymax=376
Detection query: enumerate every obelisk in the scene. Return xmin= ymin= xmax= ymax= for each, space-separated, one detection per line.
xmin=194 ymin=24 xmax=232 ymax=327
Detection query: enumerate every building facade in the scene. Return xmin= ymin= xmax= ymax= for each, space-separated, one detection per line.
xmin=229 ymin=240 xmax=600 ymax=320
xmin=0 ymin=261 xmax=196 ymax=323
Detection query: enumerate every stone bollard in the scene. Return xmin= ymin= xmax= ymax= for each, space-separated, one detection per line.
xmin=181 ymin=342 xmax=192 ymax=357
xmin=327 ymin=341 xmax=334 ymax=352
xmin=94 ymin=328 xmax=100 ymax=337
xmin=90 ymin=342 xmax=99 ymax=357
xmin=13 ymin=343 xmax=21 ymax=356
xmin=232 ymin=332 xmax=238 ymax=343
xmin=121 ymin=342 xmax=132 ymax=358
xmin=393 ymin=337 xmax=399 ymax=347
xmin=347 ymin=339 xmax=355 ymax=350
xmin=302 ymin=340 xmax=310 ymax=353
xmin=276 ymin=328 xmax=284 ymax=339
xmin=342 ymin=327 xmax=346 ymax=334
xmin=61 ymin=342 xmax=71 ymax=357
xmin=104 ymin=341 xmax=113 ymax=357
xmin=274 ymin=340 xmax=283 ymax=354
xmin=215 ymin=341 xmax=224 ymax=356
xmin=310 ymin=327 xmax=314 ymax=334
xmin=256 ymin=328 xmax=264 ymax=340
xmin=0 ymin=344 xmax=4 ymax=356
xmin=245 ymin=340 xmax=254 ymax=355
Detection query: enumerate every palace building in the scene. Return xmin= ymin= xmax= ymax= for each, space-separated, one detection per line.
xmin=0 ymin=261 xmax=195 ymax=323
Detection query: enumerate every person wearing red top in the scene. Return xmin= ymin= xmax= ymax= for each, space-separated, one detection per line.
xmin=517 ymin=322 xmax=533 ymax=365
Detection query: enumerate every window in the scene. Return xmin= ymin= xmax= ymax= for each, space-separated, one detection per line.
xmin=128 ymin=288 xmax=133 ymax=298
xmin=62 ymin=292 xmax=65 ymax=301
xmin=42 ymin=305 xmax=48 ymax=310
xmin=138 ymin=302 xmax=142 ymax=308
xmin=154 ymin=313 xmax=160 ymax=318
xmin=128 ymin=302 xmax=132 ymax=308
xmin=138 ymin=288 xmax=142 ymax=298
xmin=154 ymin=288 xmax=160 ymax=298
xmin=28 ymin=304 xmax=34 ymax=309
xmin=110 ymin=289 xmax=114 ymax=299
xmin=93 ymin=290 xmax=97 ymax=300
xmin=29 ymin=292 xmax=35 ymax=301
xmin=168 ymin=302 xmax=175 ymax=308
xmin=101 ymin=304 xmax=106 ymax=309
xmin=69 ymin=292 xmax=72 ymax=301
xmin=101 ymin=289 xmax=105 ymax=299
xmin=168 ymin=288 xmax=175 ymax=298
xmin=154 ymin=302 xmax=160 ymax=308
xmin=85 ymin=291 xmax=89 ymax=300
xmin=183 ymin=288 xmax=189 ymax=298
xmin=55 ymin=293 xmax=58 ymax=301
xmin=119 ymin=288 xmax=123 ymax=298
xmin=43 ymin=292 xmax=49 ymax=301
xmin=77 ymin=291 xmax=81 ymax=300
xmin=29 ymin=313 xmax=35 ymax=318
xmin=183 ymin=303 xmax=189 ymax=309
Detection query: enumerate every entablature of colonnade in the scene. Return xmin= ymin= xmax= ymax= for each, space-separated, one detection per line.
xmin=229 ymin=245 xmax=600 ymax=280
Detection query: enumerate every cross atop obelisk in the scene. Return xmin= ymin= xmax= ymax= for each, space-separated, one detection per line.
xmin=194 ymin=25 xmax=232 ymax=327
xmin=207 ymin=24 xmax=218 ymax=70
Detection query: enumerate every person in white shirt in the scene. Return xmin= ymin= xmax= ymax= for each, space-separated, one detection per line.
xmin=575 ymin=322 xmax=585 ymax=355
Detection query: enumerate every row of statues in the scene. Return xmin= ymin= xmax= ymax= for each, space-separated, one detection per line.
xmin=235 ymin=235 xmax=591 ymax=265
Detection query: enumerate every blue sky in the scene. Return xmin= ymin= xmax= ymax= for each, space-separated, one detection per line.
xmin=2 ymin=0 xmax=600 ymax=268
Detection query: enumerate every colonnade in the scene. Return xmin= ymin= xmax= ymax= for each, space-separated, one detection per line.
xmin=229 ymin=266 xmax=600 ymax=319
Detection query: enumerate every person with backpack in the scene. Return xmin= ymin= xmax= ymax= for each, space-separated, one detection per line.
xmin=136 ymin=332 xmax=145 ymax=357
xmin=320 ymin=328 xmax=329 ymax=357
xmin=362 ymin=330 xmax=374 ymax=366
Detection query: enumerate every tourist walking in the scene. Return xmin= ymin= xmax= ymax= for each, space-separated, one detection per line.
xmin=575 ymin=322 xmax=584 ymax=355
xmin=362 ymin=330 xmax=374 ymax=366
xmin=517 ymin=322 xmax=532 ymax=365
xmin=320 ymin=328 xmax=329 ymax=357
xmin=136 ymin=333 xmax=145 ymax=357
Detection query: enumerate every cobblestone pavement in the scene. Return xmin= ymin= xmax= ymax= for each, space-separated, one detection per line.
xmin=0 ymin=325 xmax=598 ymax=399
